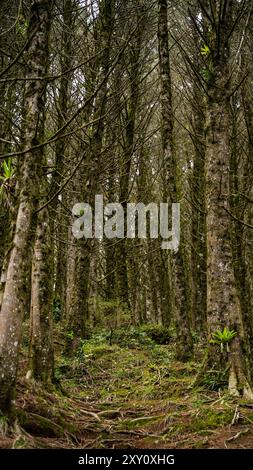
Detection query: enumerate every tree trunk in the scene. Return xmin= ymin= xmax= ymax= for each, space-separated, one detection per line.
xmin=197 ymin=0 xmax=253 ymax=397
xmin=0 ymin=0 xmax=52 ymax=415
xmin=158 ymin=0 xmax=193 ymax=359
xmin=29 ymin=207 xmax=54 ymax=383
xmin=65 ymin=0 xmax=115 ymax=353
xmin=53 ymin=0 xmax=76 ymax=320
xmin=189 ymin=5 xmax=207 ymax=334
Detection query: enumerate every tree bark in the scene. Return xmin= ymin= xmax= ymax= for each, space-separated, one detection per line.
xmin=29 ymin=207 xmax=54 ymax=383
xmin=158 ymin=0 xmax=193 ymax=359
xmin=65 ymin=0 xmax=115 ymax=353
xmin=0 ymin=0 xmax=52 ymax=415
xmin=197 ymin=0 xmax=253 ymax=397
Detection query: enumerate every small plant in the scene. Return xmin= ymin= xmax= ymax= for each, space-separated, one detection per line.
xmin=200 ymin=368 xmax=230 ymax=391
xmin=200 ymin=67 xmax=213 ymax=82
xmin=16 ymin=17 xmax=29 ymax=37
xmin=191 ymin=330 xmax=200 ymax=343
xmin=1 ymin=159 xmax=14 ymax=180
xmin=210 ymin=327 xmax=237 ymax=352
xmin=53 ymin=296 xmax=61 ymax=322
xmin=66 ymin=330 xmax=74 ymax=341
xmin=0 ymin=158 xmax=15 ymax=199
xmin=0 ymin=414 xmax=8 ymax=437
xmin=200 ymin=44 xmax=210 ymax=56
xmin=140 ymin=324 xmax=172 ymax=345
xmin=109 ymin=326 xmax=154 ymax=348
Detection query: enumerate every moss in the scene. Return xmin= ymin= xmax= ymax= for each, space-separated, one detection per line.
xmin=17 ymin=409 xmax=66 ymax=438
xmin=173 ymin=408 xmax=233 ymax=434
xmin=140 ymin=324 xmax=172 ymax=344
xmin=12 ymin=436 xmax=30 ymax=449
xmin=15 ymin=326 xmax=251 ymax=448
xmin=79 ymin=342 xmax=118 ymax=360
xmin=0 ymin=414 xmax=8 ymax=436
xmin=118 ymin=415 xmax=164 ymax=430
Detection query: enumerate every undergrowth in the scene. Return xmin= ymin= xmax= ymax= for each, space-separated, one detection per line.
xmin=1 ymin=324 xmax=253 ymax=449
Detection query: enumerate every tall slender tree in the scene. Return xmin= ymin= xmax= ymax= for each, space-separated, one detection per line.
xmin=158 ymin=0 xmax=193 ymax=359
xmin=0 ymin=0 xmax=53 ymax=415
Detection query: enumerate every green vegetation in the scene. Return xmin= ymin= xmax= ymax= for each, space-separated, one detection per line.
xmin=0 ymin=325 xmax=246 ymax=449
xmin=210 ymin=327 xmax=237 ymax=352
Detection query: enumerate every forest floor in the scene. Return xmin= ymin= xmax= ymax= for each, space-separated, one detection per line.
xmin=1 ymin=326 xmax=253 ymax=449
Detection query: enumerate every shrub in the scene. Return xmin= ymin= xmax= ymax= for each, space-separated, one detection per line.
xmin=140 ymin=324 xmax=172 ymax=345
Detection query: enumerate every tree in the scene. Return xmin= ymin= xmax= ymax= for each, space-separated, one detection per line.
xmin=158 ymin=0 xmax=193 ymax=359
xmin=0 ymin=0 xmax=53 ymax=415
xmin=193 ymin=0 xmax=253 ymax=397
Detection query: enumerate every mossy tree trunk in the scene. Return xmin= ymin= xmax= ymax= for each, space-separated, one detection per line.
xmin=65 ymin=0 xmax=115 ymax=353
xmin=53 ymin=0 xmax=76 ymax=321
xmin=189 ymin=4 xmax=207 ymax=335
xmin=158 ymin=0 xmax=193 ymax=359
xmin=0 ymin=0 xmax=53 ymax=416
xmin=116 ymin=3 xmax=146 ymax=311
xmin=29 ymin=206 xmax=54 ymax=383
xmin=196 ymin=0 xmax=253 ymax=398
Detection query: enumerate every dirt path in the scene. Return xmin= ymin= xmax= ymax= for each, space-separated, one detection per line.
xmin=1 ymin=340 xmax=253 ymax=449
